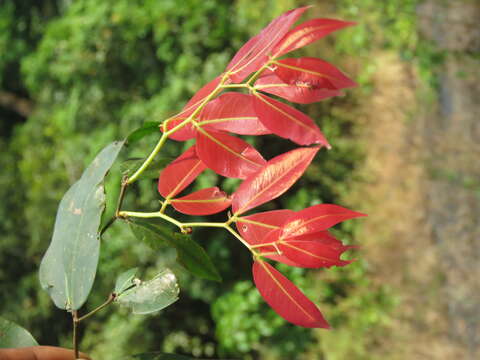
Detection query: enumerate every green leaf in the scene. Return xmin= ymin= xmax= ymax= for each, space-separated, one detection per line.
xmin=126 ymin=121 xmax=161 ymax=144
xmin=116 ymin=269 xmax=179 ymax=315
xmin=0 ymin=317 xmax=38 ymax=348
xmin=129 ymin=353 xmax=195 ymax=360
xmin=115 ymin=267 xmax=139 ymax=295
xmin=121 ymin=157 xmax=172 ymax=179
xmin=39 ymin=141 xmax=124 ymax=310
xmin=128 ymin=220 xmax=222 ymax=282
xmin=172 ymin=232 xmax=222 ymax=282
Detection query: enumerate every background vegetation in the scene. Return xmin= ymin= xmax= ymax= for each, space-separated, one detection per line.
xmin=1 ymin=0 xmax=478 ymax=359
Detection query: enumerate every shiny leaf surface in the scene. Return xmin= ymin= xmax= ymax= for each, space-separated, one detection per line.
xmin=158 ymin=146 xmax=206 ymax=198
xmin=236 ymin=209 xmax=294 ymax=245
xmin=253 ymin=92 xmax=330 ymax=146
xmin=196 ymin=128 xmax=266 ymax=179
xmin=279 ymin=240 xmax=352 ymax=268
xmin=198 ymin=92 xmax=270 ymax=135
xmin=170 ymin=187 xmax=231 ymax=215
xmin=273 ymin=18 xmax=356 ymax=57
xmin=232 ymin=147 xmax=319 ymax=214
xmin=252 ymin=260 xmax=329 ymax=328
xmin=281 ymin=204 xmax=367 ymax=238
xmin=274 ymin=57 xmax=357 ymax=90
xmin=255 ymin=71 xmax=340 ymax=104
xmin=226 ymin=7 xmax=309 ymax=83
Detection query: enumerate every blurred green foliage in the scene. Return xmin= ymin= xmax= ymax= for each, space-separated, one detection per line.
xmin=0 ymin=0 xmax=420 ymax=358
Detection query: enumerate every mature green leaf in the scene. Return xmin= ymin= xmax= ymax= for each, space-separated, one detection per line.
xmin=129 ymin=220 xmax=221 ymax=282
xmin=115 ymin=268 xmax=139 ymax=295
xmin=121 ymin=157 xmax=172 ymax=179
xmin=129 ymin=352 xmax=195 ymax=360
xmin=126 ymin=122 xmax=161 ymax=144
xmin=0 ymin=317 xmax=38 ymax=348
xmin=116 ymin=269 xmax=179 ymax=315
xmin=39 ymin=141 xmax=124 ymax=310
xmin=172 ymin=232 xmax=222 ymax=282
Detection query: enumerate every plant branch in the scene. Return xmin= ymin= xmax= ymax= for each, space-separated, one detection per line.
xmin=246 ymin=60 xmax=274 ymax=86
xmin=119 ymin=210 xmax=184 ymax=228
xmin=127 ymin=133 xmax=169 ymax=184
xmin=77 ymin=293 xmax=116 ymax=322
xmin=224 ymin=224 xmax=252 ymax=250
xmin=72 ymin=311 xmax=79 ymax=359
xmin=100 ymin=176 xmax=129 ymax=237
xmin=128 ymin=76 xmax=226 ymax=185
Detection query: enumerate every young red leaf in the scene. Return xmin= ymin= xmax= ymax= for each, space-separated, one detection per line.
xmin=196 ymin=128 xmax=266 ymax=179
xmin=279 ymin=240 xmax=352 ymax=268
xmin=274 ymin=57 xmax=357 ymax=90
xmin=236 ymin=212 xmax=300 ymax=266
xmin=236 ymin=209 xmax=294 ymax=245
xmin=158 ymin=146 xmax=207 ymax=198
xmin=288 ymin=230 xmax=344 ymax=247
xmin=253 ymin=92 xmax=330 ymax=146
xmin=226 ymin=7 xmax=309 ymax=83
xmin=255 ymin=71 xmax=341 ymax=104
xmin=281 ymin=204 xmax=367 ymax=239
xmin=252 ymin=260 xmax=329 ymax=328
xmin=253 ymin=228 xmax=304 ymax=267
xmin=232 ymin=147 xmax=319 ymax=215
xmin=273 ymin=18 xmax=356 ymax=57
xmin=170 ymin=187 xmax=231 ymax=215
xmin=163 ymin=76 xmax=221 ymax=141
xmin=198 ymin=93 xmax=270 ymax=135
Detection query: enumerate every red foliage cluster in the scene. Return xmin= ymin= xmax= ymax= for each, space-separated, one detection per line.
xmin=157 ymin=7 xmax=364 ymax=328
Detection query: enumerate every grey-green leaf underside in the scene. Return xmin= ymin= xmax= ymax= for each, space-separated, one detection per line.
xmin=39 ymin=141 xmax=124 ymax=310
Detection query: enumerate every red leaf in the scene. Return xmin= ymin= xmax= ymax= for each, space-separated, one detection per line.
xmin=256 ymin=228 xmax=304 ymax=266
xmin=196 ymin=129 xmax=266 ymax=179
xmin=236 ymin=210 xmax=294 ymax=245
xmin=252 ymin=260 xmax=329 ymax=328
xmin=253 ymin=92 xmax=330 ymax=146
xmin=226 ymin=7 xmax=309 ymax=83
xmin=198 ymin=93 xmax=270 ymax=135
xmin=273 ymin=18 xmax=356 ymax=57
xmin=170 ymin=187 xmax=231 ymax=215
xmin=236 ymin=212 xmax=301 ymax=266
xmin=281 ymin=204 xmax=367 ymax=239
xmin=163 ymin=76 xmax=221 ymax=141
xmin=158 ymin=146 xmax=207 ymax=198
xmin=274 ymin=57 xmax=357 ymax=90
xmin=232 ymin=147 xmax=319 ymax=215
xmin=288 ymin=230 xmax=343 ymax=247
xmin=255 ymin=71 xmax=341 ymax=104
xmin=279 ymin=240 xmax=352 ymax=268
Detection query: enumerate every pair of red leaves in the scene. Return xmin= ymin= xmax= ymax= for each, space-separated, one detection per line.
xmin=238 ymin=205 xmax=365 ymax=328
xmin=158 ymin=145 xmax=318 ymax=216
xmin=156 ymin=7 xmax=361 ymax=329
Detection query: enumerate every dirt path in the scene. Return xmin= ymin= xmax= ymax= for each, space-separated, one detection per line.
xmin=351 ymin=51 xmax=470 ymax=359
